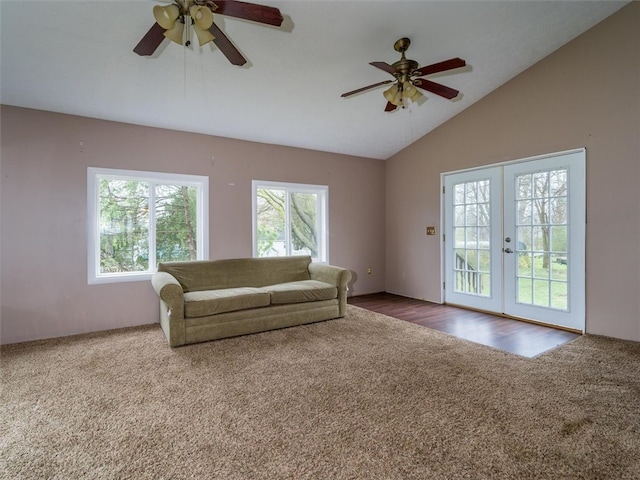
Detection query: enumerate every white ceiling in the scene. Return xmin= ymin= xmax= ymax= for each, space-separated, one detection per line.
xmin=0 ymin=0 xmax=629 ymax=160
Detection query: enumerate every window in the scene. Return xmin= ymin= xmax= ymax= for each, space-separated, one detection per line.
xmin=88 ymin=168 xmax=208 ymax=284
xmin=252 ymin=180 xmax=328 ymax=262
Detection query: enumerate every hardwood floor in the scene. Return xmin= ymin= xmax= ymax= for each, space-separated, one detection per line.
xmin=348 ymin=292 xmax=580 ymax=358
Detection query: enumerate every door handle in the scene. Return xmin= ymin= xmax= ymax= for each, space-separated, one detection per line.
xmin=503 ymin=248 xmax=514 ymax=254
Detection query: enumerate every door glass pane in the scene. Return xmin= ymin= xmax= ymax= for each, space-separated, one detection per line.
xmin=514 ymin=168 xmax=569 ymax=311
xmin=465 ymin=227 xmax=477 ymax=245
xmin=550 ymin=226 xmax=567 ymax=253
xmin=551 ymin=254 xmax=568 ymax=280
xmin=534 ymin=279 xmax=550 ymax=306
xmin=516 ymin=200 xmax=532 ymax=225
xmin=533 ymin=172 xmax=549 ymax=197
xmin=478 ymin=274 xmax=490 ymax=294
xmin=551 ymin=281 xmax=568 ymax=310
xmin=532 ymin=226 xmax=548 ymax=251
xmin=478 ymin=227 xmax=490 ymax=245
xmin=517 ymin=277 xmax=533 ymax=303
xmin=517 ymin=174 xmax=532 ymax=199
xmin=534 ymin=200 xmax=549 ymax=225
xmin=518 ymin=252 xmax=533 ymax=276
xmin=453 ymin=179 xmax=491 ymax=297
xmin=478 ymin=203 xmax=490 ymax=226
xmin=516 ymin=226 xmax=532 ymax=252
xmin=454 ymin=227 xmax=465 ymax=244
xmin=465 ymin=204 xmax=478 ymax=226
xmin=466 ymin=249 xmax=478 ymax=271
xmin=478 ymin=250 xmax=491 ymax=272
xmin=549 ymin=170 xmax=567 ymax=196
xmin=454 ymin=184 xmax=465 ymax=205
xmin=466 ymin=182 xmax=477 ymax=203
xmin=550 ymin=198 xmax=567 ymax=224
xmin=533 ymin=254 xmax=549 ymax=278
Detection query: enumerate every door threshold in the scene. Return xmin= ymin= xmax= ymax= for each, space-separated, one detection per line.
xmin=444 ymin=302 xmax=583 ymax=334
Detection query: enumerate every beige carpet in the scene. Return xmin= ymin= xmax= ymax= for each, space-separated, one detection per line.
xmin=1 ymin=306 xmax=639 ymax=479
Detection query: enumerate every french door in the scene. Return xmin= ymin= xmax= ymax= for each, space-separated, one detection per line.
xmin=443 ymin=150 xmax=585 ymax=331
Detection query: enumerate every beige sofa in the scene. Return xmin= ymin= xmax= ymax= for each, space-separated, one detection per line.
xmin=151 ymin=256 xmax=351 ymax=347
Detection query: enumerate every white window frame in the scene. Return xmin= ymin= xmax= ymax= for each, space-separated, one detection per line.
xmin=87 ymin=167 xmax=209 ymax=284
xmin=252 ymin=180 xmax=329 ymax=263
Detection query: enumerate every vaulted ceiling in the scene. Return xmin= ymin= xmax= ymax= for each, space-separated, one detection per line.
xmin=0 ymin=1 xmax=629 ymax=159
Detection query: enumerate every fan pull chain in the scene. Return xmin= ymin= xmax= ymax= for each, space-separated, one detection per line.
xmin=401 ymin=105 xmax=415 ymax=144
xmin=184 ymin=15 xmax=191 ymax=47
xmin=183 ymin=31 xmax=188 ymax=100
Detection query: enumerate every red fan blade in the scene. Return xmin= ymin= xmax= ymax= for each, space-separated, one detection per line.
xmin=413 ymin=78 xmax=460 ymax=99
xmin=413 ymin=57 xmax=466 ymax=77
xmin=213 ymin=1 xmax=284 ymax=26
xmin=385 ymin=102 xmax=398 ymax=112
xmin=209 ymin=22 xmax=247 ymax=66
xmin=133 ymin=23 xmax=165 ymax=56
xmin=341 ymin=80 xmax=393 ymax=98
xmin=369 ymin=61 xmax=398 ymax=76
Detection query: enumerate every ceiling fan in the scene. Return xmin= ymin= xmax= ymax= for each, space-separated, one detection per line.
xmin=341 ymin=38 xmax=466 ymax=112
xmin=133 ymin=0 xmax=283 ymax=66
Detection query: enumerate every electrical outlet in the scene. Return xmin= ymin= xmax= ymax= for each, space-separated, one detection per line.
xmin=367 ymin=267 xmax=372 ymax=275
xmin=426 ymin=226 xmax=437 ymax=235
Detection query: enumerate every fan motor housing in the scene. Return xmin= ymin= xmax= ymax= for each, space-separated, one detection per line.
xmin=392 ymin=58 xmax=419 ymax=77
xmin=392 ymin=38 xmax=419 ymax=77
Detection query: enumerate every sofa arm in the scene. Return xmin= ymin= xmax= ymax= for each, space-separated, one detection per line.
xmin=308 ymin=263 xmax=352 ymax=316
xmin=151 ymin=272 xmax=186 ymax=347
xmin=152 ymin=272 xmax=184 ymax=305
xmin=308 ymin=263 xmax=350 ymax=288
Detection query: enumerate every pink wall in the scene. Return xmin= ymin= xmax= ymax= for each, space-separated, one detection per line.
xmin=2 ymin=3 xmax=638 ymax=344
xmin=385 ymin=2 xmax=640 ymax=341
xmin=0 ymin=110 xmax=386 ymax=344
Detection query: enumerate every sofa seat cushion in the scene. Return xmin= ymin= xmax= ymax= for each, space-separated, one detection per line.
xmin=183 ymin=287 xmax=270 ymax=318
xmin=266 ymin=280 xmax=337 ymax=305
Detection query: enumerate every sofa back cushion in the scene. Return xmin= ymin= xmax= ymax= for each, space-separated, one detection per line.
xmin=157 ymin=256 xmax=312 ymax=292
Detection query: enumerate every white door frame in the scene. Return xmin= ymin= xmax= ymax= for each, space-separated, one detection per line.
xmin=442 ymin=166 xmax=503 ymax=313
xmin=440 ymin=148 xmax=586 ymax=332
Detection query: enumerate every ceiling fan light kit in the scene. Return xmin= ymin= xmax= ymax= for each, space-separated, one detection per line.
xmin=164 ymin=20 xmax=186 ymax=45
xmin=191 ymin=6 xmax=216 ymax=45
xmin=342 ymin=37 xmax=466 ymax=112
xmin=134 ymin=0 xmax=284 ymax=66
xmin=153 ymin=4 xmax=180 ymax=30
xmin=152 ymin=1 xmax=215 ymax=47
xmin=383 ymin=81 xmax=424 ymax=109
